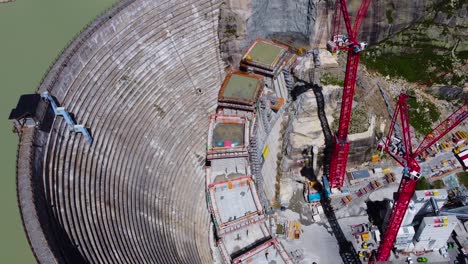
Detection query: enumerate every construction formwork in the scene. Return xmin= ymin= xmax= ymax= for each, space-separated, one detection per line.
xmin=218 ymin=70 xmax=265 ymax=111
xmin=207 ymin=114 xmax=250 ymax=160
xmin=207 ymin=176 xmax=265 ymax=236
xmin=217 ymin=222 xmax=292 ymax=264
xmin=206 ymin=38 xmax=295 ymax=264
xmin=217 ymin=222 xmax=269 ymax=263
xmin=205 ymin=157 xmax=251 ymax=188
xmin=240 ymin=38 xmax=297 ymax=78
xmin=231 ymin=237 xmax=293 ymax=264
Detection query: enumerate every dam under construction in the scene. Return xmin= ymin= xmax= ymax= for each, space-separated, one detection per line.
xmin=7 ymin=0 xmax=468 ymax=264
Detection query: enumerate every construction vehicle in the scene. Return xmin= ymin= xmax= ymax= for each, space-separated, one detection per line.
xmin=417 ymin=257 xmax=428 ymax=263
xmin=453 ymin=141 xmax=467 ymax=154
xmin=447 ymin=242 xmax=456 ymax=250
xmin=288 ymin=221 xmax=301 ymax=240
xmin=373 ymin=229 xmax=381 ymax=243
xmin=454 ymin=130 xmax=468 ymax=143
xmin=361 ymin=232 xmax=370 ymax=241
xmin=374 ymin=94 xmax=467 ymax=262
xmin=441 ymin=142 xmax=451 ymax=151
xmin=328 ymin=0 xmax=372 ymax=188
xmin=439 ymin=247 xmax=448 ymax=258
xmin=351 ymin=223 xmax=366 ymax=234
xmin=304 ymin=180 xmax=322 ymax=203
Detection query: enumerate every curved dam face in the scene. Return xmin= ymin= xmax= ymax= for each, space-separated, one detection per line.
xmin=17 ymin=1 xmax=224 ymax=263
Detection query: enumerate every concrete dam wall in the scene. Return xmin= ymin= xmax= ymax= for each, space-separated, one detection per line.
xmin=17 ymin=0 xmax=224 ymax=263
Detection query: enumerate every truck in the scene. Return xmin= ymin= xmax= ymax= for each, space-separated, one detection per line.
xmin=304 ymin=180 xmax=321 ymax=203
xmin=351 ymin=224 xmax=365 ymax=234
xmin=373 ymin=229 xmax=381 ymax=243
xmin=439 ymin=247 xmax=448 ymax=258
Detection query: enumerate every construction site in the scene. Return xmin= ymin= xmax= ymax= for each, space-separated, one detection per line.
xmin=6 ymin=0 xmax=468 ymax=264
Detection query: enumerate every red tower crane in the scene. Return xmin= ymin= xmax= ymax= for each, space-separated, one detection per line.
xmin=327 ymin=0 xmax=371 ymax=188
xmin=331 ymin=0 xmax=342 ymax=43
xmin=375 ymin=94 xmax=467 ymax=262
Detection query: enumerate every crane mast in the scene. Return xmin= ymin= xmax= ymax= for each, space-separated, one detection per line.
xmin=331 ymin=0 xmax=341 ymax=41
xmin=329 ymin=0 xmax=467 ymax=260
xmin=375 ymin=95 xmax=467 ymax=262
xmin=328 ymin=0 xmax=371 ymax=188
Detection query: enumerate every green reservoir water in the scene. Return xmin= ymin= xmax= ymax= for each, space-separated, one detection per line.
xmin=0 ymin=0 xmax=118 ymax=262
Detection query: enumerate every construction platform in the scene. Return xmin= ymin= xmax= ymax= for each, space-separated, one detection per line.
xmin=231 ymin=238 xmax=292 ymax=264
xmin=218 ymin=70 xmax=264 ymax=111
xmin=219 ymin=222 xmax=269 ymax=257
xmin=208 ymin=176 xmax=264 ymax=236
xmin=240 ymin=38 xmax=296 ymax=78
xmin=206 ymin=157 xmax=251 ymax=187
xmin=217 ymin=221 xmax=292 ymax=264
xmin=206 ymin=38 xmax=295 ymax=263
xmin=207 ymin=114 xmax=250 ymax=160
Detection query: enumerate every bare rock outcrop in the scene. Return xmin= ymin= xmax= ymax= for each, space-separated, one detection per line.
xmin=218 ymin=0 xmax=443 ymax=67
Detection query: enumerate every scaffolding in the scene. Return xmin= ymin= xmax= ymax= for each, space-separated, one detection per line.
xmin=206 ymin=38 xmax=295 ymax=263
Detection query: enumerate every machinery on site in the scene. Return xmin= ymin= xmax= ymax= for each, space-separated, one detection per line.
xmin=374 ymin=94 xmax=467 ymax=261
xmin=327 ymin=0 xmax=371 ymax=188
xmin=327 ymin=0 xmax=467 ymax=261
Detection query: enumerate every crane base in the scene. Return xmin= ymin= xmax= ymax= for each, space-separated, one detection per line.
xmin=329 ymin=136 xmax=351 ymax=188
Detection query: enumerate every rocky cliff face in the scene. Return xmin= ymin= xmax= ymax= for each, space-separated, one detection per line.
xmin=358 ymin=0 xmax=443 ymax=43
xmin=362 ymin=1 xmax=467 ymax=86
xmin=219 ymin=0 xmax=318 ymax=65
xmin=375 ymin=1 xmax=467 ymax=54
xmin=218 ymin=0 xmax=443 ymax=67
